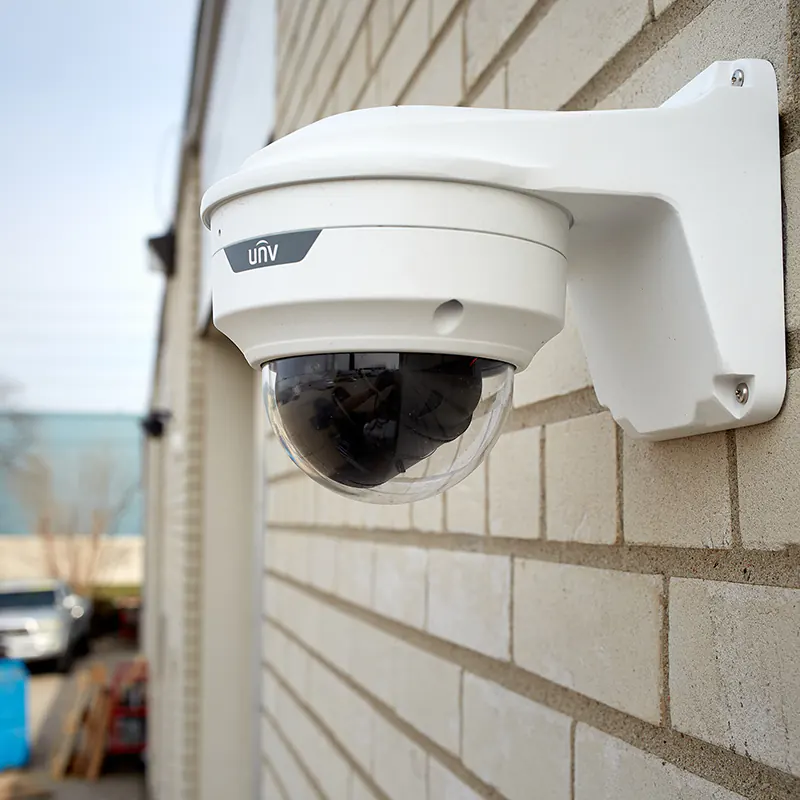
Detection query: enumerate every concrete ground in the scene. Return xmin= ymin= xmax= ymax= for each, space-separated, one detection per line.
xmin=23 ymin=638 xmax=146 ymax=800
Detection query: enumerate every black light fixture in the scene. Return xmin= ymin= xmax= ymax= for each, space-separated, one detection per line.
xmin=147 ymin=227 xmax=176 ymax=277
xmin=141 ymin=410 xmax=172 ymax=438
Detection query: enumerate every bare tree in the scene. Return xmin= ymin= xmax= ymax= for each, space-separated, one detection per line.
xmin=8 ymin=441 xmax=139 ymax=594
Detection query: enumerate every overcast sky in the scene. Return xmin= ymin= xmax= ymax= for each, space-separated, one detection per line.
xmin=0 ymin=0 xmax=198 ymax=413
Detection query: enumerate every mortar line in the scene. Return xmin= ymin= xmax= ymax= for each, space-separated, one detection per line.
xmin=396 ymin=0 xmax=470 ymax=105
xmin=263 ymin=683 xmax=391 ymax=800
xmin=660 ymin=575 xmax=672 ymax=728
xmin=615 ymin=424 xmax=625 ymax=545
xmin=726 ymin=429 xmax=743 ymax=549
xmin=539 ymin=427 xmax=547 ymax=539
xmin=265 ymin=657 xmax=498 ymax=800
xmin=561 ymin=0 xmax=717 ymax=111
xmin=262 ymin=753 xmax=291 ymax=800
xmin=570 ymin=719 xmax=578 ymax=800
xmin=459 ymin=669 xmax=465 ymax=758
xmin=508 ymin=555 xmax=516 ymax=662
xmin=265 ymin=588 xmax=800 ymax=800
xmin=262 ymin=706 xmax=328 ymax=799
xmin=461 ymin=0 xmax=562 ymax=106
xmin=647 ymin=0 xmax=656 ymax=22
xmin=267 ymin=528 xmax=800 ymax=590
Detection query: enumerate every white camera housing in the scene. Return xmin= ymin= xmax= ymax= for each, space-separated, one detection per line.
xmin=201 ymin=60 xmax=784 ymax=503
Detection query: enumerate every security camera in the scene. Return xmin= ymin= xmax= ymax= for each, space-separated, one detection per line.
xmin=201 ymin=60 xmax=784 ymax=504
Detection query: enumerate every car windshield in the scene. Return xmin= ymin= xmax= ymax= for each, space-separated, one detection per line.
xmin=0 ymin=591 xmax=57 ymax=609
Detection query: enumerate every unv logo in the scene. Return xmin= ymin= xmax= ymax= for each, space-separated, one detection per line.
xmin=224 ymin=229 xmax=322 ymax=273
xmin=248 ymin=239 xmax=279 ymax=266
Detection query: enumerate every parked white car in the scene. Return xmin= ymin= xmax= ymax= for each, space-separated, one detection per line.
xmin=0 ymin=579 xmax=92 ymax=672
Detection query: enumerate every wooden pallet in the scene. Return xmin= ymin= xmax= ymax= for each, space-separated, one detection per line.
xmin=0 ymin=773 xmax=52 ymax=800
xmin=48 ymin=663 xmax=109 ymax=781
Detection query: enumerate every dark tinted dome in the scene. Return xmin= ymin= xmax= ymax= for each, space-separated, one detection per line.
xmin=266 ymin=353 xmax=508 ymax=491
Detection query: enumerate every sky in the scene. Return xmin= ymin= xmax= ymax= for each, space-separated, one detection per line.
xmin=0 ymin=0 xmax=199 ymax=414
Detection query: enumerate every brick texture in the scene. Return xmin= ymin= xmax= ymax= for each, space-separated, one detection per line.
xmin=575 ymin=725 xmax=748 ymax=800
xmin=255 ymin=3 xmax=800 ymax=799
xmin=670 ymin=578 xmax=800 ymax=777
xmin=463 ymin=673 xmax=572 ymax=800
xmin=737 ymin=370 xmax=800 ymax=548
xmin=488 ymin=426 xmax=541 ymax=538
xmin=545 ymin=412 xmax=618 ymax=544
xmin=514 ymin=560 xmax=663 ymax=722
xmin=508 ymin=0 xmax=649 ymax=110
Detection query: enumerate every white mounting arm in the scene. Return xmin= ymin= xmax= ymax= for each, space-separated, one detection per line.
xmin=202 ymin=59 xmax=784 ymax=440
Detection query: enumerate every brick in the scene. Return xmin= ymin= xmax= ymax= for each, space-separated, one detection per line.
xmin=394 ymin=643 xmax=461 ymax=753
xmin=600 ymin=0 xmax=791 ymax=112
xmin=308 ymin=659 xmax=374 ymax=772
xmin=428 ymin=551 xmax=511 ymax=658
xmin=369 ymin=0 xmax=394 ymax=63
xmin=275 ymin=681 xmax=351 ymax=800
xmin=653 ymin=0 xmax=677 ymax=13
xmin=622 ymin=431 xmax=731 ymax=547
xmin=546 ymin=412 xmax=617 ymax=544
xmin=445 ymin=461 xmax=486 ymax=534
xmin=308 ymin=534 xmax=338 ymax=592
xmin=313 ymin=602 xmax=354 ymax=673
xmin=262 ymin=764 xmax=284 ymax=800
xmin=266 ymin=531 xmax=308 ymax=581
xmin=463 ymin=673 xmax=572 ymax=800
xmin=670 ymin=578 xmax=800 ymax=776
xmin=488 ymin=426 xmax=541 ymax=538
xmin=377 ymin=0 xmax=429 ymax=103
xmin=263 ymin=621 xmax=289 ymax=674
xmin=263 ymin=670 xmax=279 ymax=716
xmin=335 ymin=539 xmax=373 ymax=606
xmin=575 ymin=725 xmax=748 ymax=800
xmin=428 ymin=760 xmax=482 ymax=799
xmin=405 ymin=11 xmax=463 ymax=105
xmin=470 ymin=67 xmax=506 ymax=108
xmin=412 ymin=493 xmax=444 ymax=532
xmin=261 ymin=714 xmax=320 ymax=799
xmin=373 ymin=544 xmax=427 ymax=627
xmin=337 ymin=26 xmax=369 ymax=110
xmin=738 ymin=372 xmax=800 ymax=549
xmin=364 ymin=502 xmax=412 ymax=531
xmin=514 ymin=560 xmax=662 ymax=722
xmin=431 ymin=0 xmax=460 ymax=38
xmin=265 ymin=433 xmax=296 ymax=480
xmin=783 ymin=150 xmax=800 ymax=329
xmin=465 ymin=0 xmax=534 ymax=88
xmin=371 ymin=714 xmax=428 ymax=800
xmin=512 ymin=294 xmax=591 ymax=407
xmin=508 ymin=0 xmax=648 ymax=110
xmin=347 ymin=617 xmax=397 ymax=704
xmin=351 ymin=775 xmax=380 ymax=800
xmin=357 ymin=78 xmax=380 ymax=109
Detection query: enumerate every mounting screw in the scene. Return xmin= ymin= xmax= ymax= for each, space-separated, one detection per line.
xmin=735 ymin=382 xmax=750 ymax=404
xmin=731 ymin=69 xmax=745 ymax=87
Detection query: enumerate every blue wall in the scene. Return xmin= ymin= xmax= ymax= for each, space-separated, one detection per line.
xmin=0 ymin=412 xmax=143 ymax=536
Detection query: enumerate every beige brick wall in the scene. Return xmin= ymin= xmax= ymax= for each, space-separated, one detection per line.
xmin=263 ymin=1 xmax=800 ymax=798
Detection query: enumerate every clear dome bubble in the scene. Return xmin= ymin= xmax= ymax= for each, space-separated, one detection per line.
xmin=262 ymin=352 xmax=514 ymax=504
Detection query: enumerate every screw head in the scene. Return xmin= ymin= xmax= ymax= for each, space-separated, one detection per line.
xmin=735 ymin=382 xmax=750 ymax=404
xmin=731 ymin=69 xmax=745 ymax=87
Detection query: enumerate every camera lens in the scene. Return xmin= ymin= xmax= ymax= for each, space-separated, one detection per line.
xmin=263 ymin=353 xmax=514 ymax=504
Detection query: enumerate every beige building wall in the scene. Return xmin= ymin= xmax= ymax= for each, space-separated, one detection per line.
xmin=0 ymin=535 xmax=143 ymax=586
xmin=261 ymin=1 xmax=800 ymax=799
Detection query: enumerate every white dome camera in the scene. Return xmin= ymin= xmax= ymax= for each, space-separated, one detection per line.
xmin=201 ymin=60 xmax=784 ymax=504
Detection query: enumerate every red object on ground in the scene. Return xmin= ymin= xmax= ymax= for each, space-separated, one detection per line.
xmin=105 ymin=660 xmax=147 ymax=756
